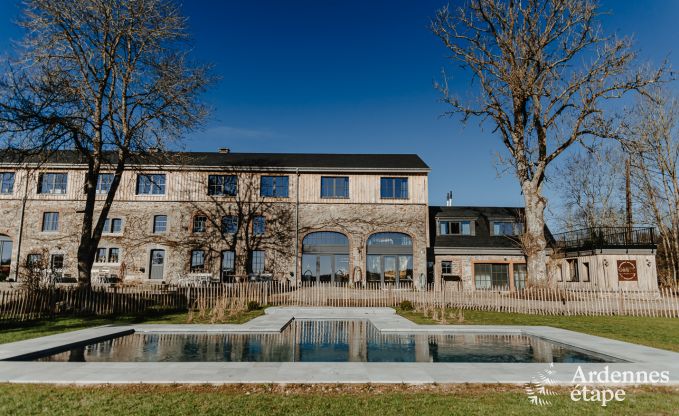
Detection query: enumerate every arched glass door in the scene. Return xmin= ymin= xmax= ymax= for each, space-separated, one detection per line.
xmin=301 ymin=232 xmax=349 ymax=285
xmin=366 ymin=232 xmax=413 ymax=287
xmin=0 ymin=235 xmax=12 ymax=281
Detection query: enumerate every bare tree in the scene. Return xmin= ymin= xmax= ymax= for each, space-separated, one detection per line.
xmin=624 ymin=92 xmax=679 ymax=286
xmin=431 ymin=0 xmax=664 ymax=283
xmin=0 ymin=0 xmax=211 ymax=287
xmin=555 ymin=145 xmax=626 ymax=231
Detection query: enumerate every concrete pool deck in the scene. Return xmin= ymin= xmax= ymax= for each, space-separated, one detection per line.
xmin=1 ymin=307 xmax=678 ymax=385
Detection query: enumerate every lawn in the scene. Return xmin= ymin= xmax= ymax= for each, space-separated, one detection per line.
xmin=0 ymin=308 xmax=266 ymax=345
xmin=1 ymin=309 xmax=678 ymax=415
xmin=397 ymin=308 xmax=679 ymax=352
xmin=1 ymin=384 xmax=678 ymax=416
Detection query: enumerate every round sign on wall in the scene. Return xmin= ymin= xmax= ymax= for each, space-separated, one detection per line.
xmin=617 ymin=260 xmax=638 ymax=281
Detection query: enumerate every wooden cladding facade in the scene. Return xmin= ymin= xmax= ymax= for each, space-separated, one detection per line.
xmin=0 ymin=168 xmax=429 ymax=205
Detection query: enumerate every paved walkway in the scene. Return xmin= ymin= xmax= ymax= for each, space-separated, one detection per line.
xmin=1 ymin=307 xmax=678 ymax=385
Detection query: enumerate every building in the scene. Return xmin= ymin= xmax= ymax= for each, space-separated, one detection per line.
xmin=428 ymin=206 xmax=529 ymax=291
xmin=428 ymin=206 xmax=659 ymax=291
xmin=0 ymin=150 xmax=430 ymax=286
xmin=0 ymin=150 xmax=659 ymax=291
xmin=549 ymin=227 xmax=658 ymax=291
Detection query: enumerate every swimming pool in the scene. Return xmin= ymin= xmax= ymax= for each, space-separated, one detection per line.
xmin=28 ymin=320 xmax=621 ymax=363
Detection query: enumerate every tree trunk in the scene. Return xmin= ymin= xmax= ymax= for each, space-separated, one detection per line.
xmin=77 ymin=241 xmax=95 ymax=289
xmin=522 ymin=180 xmax=548 ymax=285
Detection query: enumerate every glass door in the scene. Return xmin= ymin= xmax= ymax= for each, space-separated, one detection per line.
xmin=0 ymin=237 xmax=12 ymax=281
xmin=318 ymin=255 xmax=332 ymax=283
xmin=334 ymin=255 xmax=349 ymax=284
xmin=383 ymin=256 xmax=397 ymax=285
xmin=149 ymin=249 xmax=165 ymax=280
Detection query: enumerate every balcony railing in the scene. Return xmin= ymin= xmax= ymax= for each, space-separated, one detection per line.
xmin=552 ymin=227 xmax=656 ymax=251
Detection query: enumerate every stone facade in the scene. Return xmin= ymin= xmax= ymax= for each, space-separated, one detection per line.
xmin=0 ymin=157 xmax=429 ymax=287
xmin=433 ymin=253 xmax=527 ymax=290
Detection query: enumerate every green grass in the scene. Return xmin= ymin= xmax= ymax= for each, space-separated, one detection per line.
xmin=0 ymin=384 xmax=677 ymax=415
xmin=397 ymin=308 xmax=679 ymax=352
xmin=0 ymin=308 xmax=265 ymax=345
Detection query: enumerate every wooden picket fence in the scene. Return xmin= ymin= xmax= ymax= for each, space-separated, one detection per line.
xmin=1 ymin=282 xmax=678 ymax=323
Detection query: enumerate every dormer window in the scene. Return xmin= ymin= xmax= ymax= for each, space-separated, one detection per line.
xmin=492 ymin=221 xmax=523 ymax=236
xmin=438 ymin=220 xmax=473 ymax=236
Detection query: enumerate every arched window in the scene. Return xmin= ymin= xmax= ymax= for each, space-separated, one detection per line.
xmin=366 ymin=232 xmax=413 ymax=286
xmin=0 ymin=235 xmax=13 ymax=281
xmin=301 ymin=232 xmax=349 ymax=284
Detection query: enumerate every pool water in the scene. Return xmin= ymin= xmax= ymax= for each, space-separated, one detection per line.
xmin=31 ymin=320 xmax=622 ymax=363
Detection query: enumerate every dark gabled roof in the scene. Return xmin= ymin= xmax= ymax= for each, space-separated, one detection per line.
xmin=429 ymin=206 xmax=553 ymax=250
xmin=0 ymin=149 xmax=430 ymax=171
xmin=431 ymin=206 xmax=523 ymax=220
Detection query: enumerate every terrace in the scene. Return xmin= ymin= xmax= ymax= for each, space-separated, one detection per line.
xmin=552 ymin=226 xmax=656 ymax=252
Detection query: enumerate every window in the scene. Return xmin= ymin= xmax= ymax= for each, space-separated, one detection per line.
xmin=253 ymin=216 xmax=266 ymax=235
xmin=438 ymin=220 xmax=472 ymax=235
xmin=95 ymin=248 xmax=107 ymax=263
xmin=513 ymin=263 xmax=527 ymax=290
xmin=108 ymin=248 xmax=120 ymax=263
xmin=320 ymin=176 xmax=349 ymax=198
xmin=251 ymin=250 xmax=265 ymax=274
xmin=96 ymin=173 xmax=113 ymax=194
xmin=153 ymin=215 xmax=167 ymax=233
xmin=221 ymin=251 xmax=235 ymax=282
xmin=192 ymin=215 xmax=207 ymax=233
xmin=110 ymin=218 xmax=122 ymax=233
xmin=50 ymin=254 xmax=64 ymax=270
xmin=567 ymin=258 xmax=579 ymax=282
xmin=474 ymin=263 xmax=509 ymax=290
xmin=441 ymin=261 xmax=453 ymax=275
xmin=136 ymin=174 xmax=166 ymax=195
xmin=42 ymin=212 xmax=59 ymax=232
xmin=582 ymin=261 xmax=590 ymax=282
xmin=0 ymin=172 xmax=15 ymax=194
xmin=366 ymin=232 xmax=413 ymax=286
xmin=221 ymin=216 xmax=238 ymax=234
xmin=39 ymin=173 xmax=67 ymax=194
xmin=102 ymin=218 xmax=123 ymax=234
xmin=260 ymin=176 xmax=289 ymax=197
xmin=492 ymin=221 xmax=523 ymax=236
xmin=380 ymin=177 xmax=408 ymax=199
xmin=190 ymin=250 xmax=205 ymax=272
xmin=26 ymin=253 xmax=42 ymax=268
xmin=208 ymin=175 xmax=237 ymax=196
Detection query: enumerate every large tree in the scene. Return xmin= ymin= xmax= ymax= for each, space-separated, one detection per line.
xmin=0 ymin=0 xmax=211 ymax=287
xmin=431 ymin=0 xmax=664 ymax=283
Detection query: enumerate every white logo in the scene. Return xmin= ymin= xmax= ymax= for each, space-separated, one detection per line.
xmin=524 ymin=363 xmax=557 ymax=406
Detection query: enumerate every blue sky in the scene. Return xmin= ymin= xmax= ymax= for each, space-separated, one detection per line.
xmin=0 ymin=1 xmax=677 ymax=217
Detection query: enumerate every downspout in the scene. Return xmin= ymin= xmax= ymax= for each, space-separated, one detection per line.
xmin=294 ymin=168 xmax=300 ymax=286
xmin=14 ymin=169 xmax=30 ymax=281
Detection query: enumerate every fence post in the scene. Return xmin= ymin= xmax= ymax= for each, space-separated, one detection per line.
xmin=49 ymin=285 xmax=56 ymax=320
xmin=112 ymin=286 xmax=118 ymax=316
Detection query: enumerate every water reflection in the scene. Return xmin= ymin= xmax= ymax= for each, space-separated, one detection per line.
xmin=36 ymin=320 xmax=619 ymax=363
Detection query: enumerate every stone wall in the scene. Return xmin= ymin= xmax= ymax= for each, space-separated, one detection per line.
xmin=0 ymin=195 xmax=428 ymax=285
xmin=432 ymin=253 xmax=526 ymax=290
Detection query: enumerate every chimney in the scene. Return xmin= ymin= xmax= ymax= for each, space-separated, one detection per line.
xmin=446 ymin=191 xmax=453 ymax=207
xmin=218 ymin=147 xmax=230 ymax=154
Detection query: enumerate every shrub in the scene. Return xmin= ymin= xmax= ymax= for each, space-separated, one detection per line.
xmin=247 ymin=300 xmax=261 ymax=311
xmin=399 ymin=300 xmax=414 ymax=311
